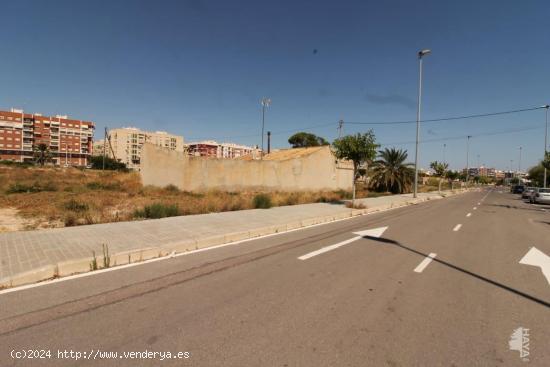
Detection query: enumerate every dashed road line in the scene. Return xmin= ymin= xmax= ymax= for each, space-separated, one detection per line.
xmin=414 ymin=253 xmax=437 ymax=273
xmin=466 ymin=213 xmax=472 ymax=217
xmin=453 ymin=224 xmax=462 ymax=232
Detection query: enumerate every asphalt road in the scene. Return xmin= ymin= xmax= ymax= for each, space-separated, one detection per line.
xmin=1 ymin=187 xmax=549 ymax=366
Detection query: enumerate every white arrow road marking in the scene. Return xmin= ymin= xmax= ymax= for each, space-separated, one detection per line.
xmin=453 ymin=224 xmax=462 ymax=231
xmin=519 ymin=247 xmax=550 ymax=286
xmin=298 ymin=226 xmax=388 ymax=260
xmin=414 ymin=253 xmax=437 ymax=273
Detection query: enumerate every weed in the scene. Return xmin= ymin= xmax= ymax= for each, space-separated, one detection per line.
xmin=102 ymin=244 xmax=110 ymax=268
xmin=64 ymin=199 xmax=89 ymax=212
xmin=253 ymin=193 xmax=272 ymax=209
xmin=90 ymin=251 xmax=98 ymax=271
xmin=133 ymin=203 xmax=180 ymax=219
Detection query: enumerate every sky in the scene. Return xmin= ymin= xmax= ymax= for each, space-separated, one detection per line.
xmin=1 ymin=0 xmax=549 ymax=171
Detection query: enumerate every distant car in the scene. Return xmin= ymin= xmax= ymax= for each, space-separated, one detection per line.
xmin=522 ymin=187 xmax=535 ymax=199
xmin=531 ymin=188 xmax=550 ymax=204
xmin=511 ymin=185 xmax=525 ymax=194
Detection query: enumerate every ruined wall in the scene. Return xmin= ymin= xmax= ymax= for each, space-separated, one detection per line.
xmin=140 ymin=144 xmax=354 ymax=192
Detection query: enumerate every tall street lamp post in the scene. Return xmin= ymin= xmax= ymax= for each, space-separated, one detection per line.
xmin=260 ymin=98 xmax=271 ymax=159
xmin=413 ymin=49 xmax=431 ymax=198
xmin=466 ymin=135 xmax=472 ymax=183
xmin=543 ymin=105 xmax=549 ymax=188
xmin=518 ymin=146 xmax=522 ymax=174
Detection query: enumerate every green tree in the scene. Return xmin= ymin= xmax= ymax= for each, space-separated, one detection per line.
xmin=527 ymin=164 xmax=544 ymax=187
xmin=332 ymin=131 xmax=378 ymax=204
xmin=543 ymin=152 xmax=550 ymax=170
xmin=369 ymin=148 xmax=414 ymax=194
xmin=33 ymin=143 xmax=52 ymax=166
xmin=446 ymin=170 xmax=459 ymax=181
xmin=288 ymin=132 xmax=329 ymax=148
xmin=429 ymin=161 xmax=449 ymax=193
xmin=89 ymin=155 xmax=128 ymax=171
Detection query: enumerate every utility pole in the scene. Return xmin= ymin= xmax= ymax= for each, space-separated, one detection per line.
xmin=260 ymin=98 xmax=271 ymax=159
xmin=338 ymin=119 xmax=344 ymax=139
xmin=443 ymin=143 xmax=446 ymax=164
xmin=414 ymin=49 xmax=431 ymax=198
xmin=518 ymin=146 xmax=522 ymax=174
xmin=466 ymin=135 xmax=471 ymax=183
xmin=267 ymin=131 xmax=271 ymax=154
xmin=103 ymin=127 xmax=107 ymax=170
xmin=543 ymin=105 xmax=549 ymax=188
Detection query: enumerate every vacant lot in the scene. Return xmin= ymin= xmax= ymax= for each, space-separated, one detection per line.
xmin=0 ymin=165 xmax=352 ymax=231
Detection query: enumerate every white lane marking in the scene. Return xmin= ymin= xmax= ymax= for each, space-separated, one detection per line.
xmin=453 ymin=224 xmax=462 ymax=231
xmin=519 ymin=247 xmax=550 ymax=286
xmin=414 ymin=253 xmax=437 ymax=273
xmin=298 ymin=237 xmax=361 ymax=260
xmin=466 ymin=213 xmax=472 ymax=217
xmin=473 ymin=207 xmax=477 ymax=210
xmin=298 ymin=226 xmax=388 ymax=260
xmin=477 ymin=202 xmax=481 ymax=205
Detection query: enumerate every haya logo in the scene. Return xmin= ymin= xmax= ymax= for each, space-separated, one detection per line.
xmin=509 ymin=327 xmax=530 ymax=361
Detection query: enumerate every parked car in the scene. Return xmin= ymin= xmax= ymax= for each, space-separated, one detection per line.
xmin=531 ymin=188 xmax=550 ymax=204
xmin=522 ymin=187 xmax=535 ymax=200
xmin=511 ymin=185 xmax=525 ymax=194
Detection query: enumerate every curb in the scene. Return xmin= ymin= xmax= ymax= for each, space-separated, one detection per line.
xmin=0 ymin=189 xmax=476 ymax=289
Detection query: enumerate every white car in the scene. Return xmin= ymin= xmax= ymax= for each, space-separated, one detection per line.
xmin=532 ymin=188 xmax=550 ymax=204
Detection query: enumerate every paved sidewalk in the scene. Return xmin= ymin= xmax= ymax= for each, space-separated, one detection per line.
xmin=0 ymin=190 xmax=470 ymax=287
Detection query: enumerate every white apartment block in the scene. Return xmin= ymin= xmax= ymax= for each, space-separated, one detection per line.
xmin=107 ymin=127 xmax=184 ymax=169
xmin=186 ymin=140 xmax=257 ymax=159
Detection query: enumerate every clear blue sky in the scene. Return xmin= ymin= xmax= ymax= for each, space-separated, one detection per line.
xmin=1 ymin=0 xmax=549 ymax=171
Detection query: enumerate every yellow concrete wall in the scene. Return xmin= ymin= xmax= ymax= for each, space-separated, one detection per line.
xmin=140 ymin=144 xmax=354 ymax=192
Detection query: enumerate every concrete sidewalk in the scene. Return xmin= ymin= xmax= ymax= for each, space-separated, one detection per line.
xmin=0 ymin=189 xmax=472 ymax=287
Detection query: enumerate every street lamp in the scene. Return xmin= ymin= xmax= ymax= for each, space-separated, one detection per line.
xmin=518 ymin=146 xmax=522 ymax=173
xmin=260 ymin=97 xmax=271 ymax=159
xmin=466 ymin=135 xmax=472 ymax=183
xmin=543 ymin=105 xmax=549 ymax=188
xmin=413 ymin=49 xmax=431 ymax=198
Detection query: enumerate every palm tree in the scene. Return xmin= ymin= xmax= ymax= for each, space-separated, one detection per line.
xmin=369 ymin=148 xmax=414 ymax=194
xmin=430 ymin=161 xmax=449 ymax=193
xmin=33 ymin=143 xmax=52 ymax=166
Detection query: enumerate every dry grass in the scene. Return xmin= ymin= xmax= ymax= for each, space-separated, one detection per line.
xmin=0 ymin=165 xmax=350 ymax=231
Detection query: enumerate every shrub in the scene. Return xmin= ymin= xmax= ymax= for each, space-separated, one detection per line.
xmin=64 ymin=199 xmax=89 ymax=212
xmin=345 ymin=202 xmax=366 ymax=209
xmin=253 ymin=194 xmax=272 ymax=209
xmin=6 ymin=181 xmax=57 ymax=194
xmin=86 ymin=181 xmax=121 ymax=190
xmin=0 ymin=160 xmax=33 ymax=168
xmin=334 ymin=189 xmax=353 ymax=199
xmin=89 ymin=155 xmax=129 ymax=171
xmin=133 ymin=203 xmax=180 ymax=219
xmin=64 ymin=214 xmax=77 ymax=227
xmin=164 ymin=184 xmax=180 ymax=193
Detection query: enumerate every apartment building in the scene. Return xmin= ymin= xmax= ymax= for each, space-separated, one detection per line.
xmin=187 ymin=140 xmax=257 ymax=159
xmin=0 ymin=108 xmax=94 ymax=166
xmin=107 ymin=127 xmax=184 ymax=169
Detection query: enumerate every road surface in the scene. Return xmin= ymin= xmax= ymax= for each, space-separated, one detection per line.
xmin=1 ymin=187 xmax=549 ymax=366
